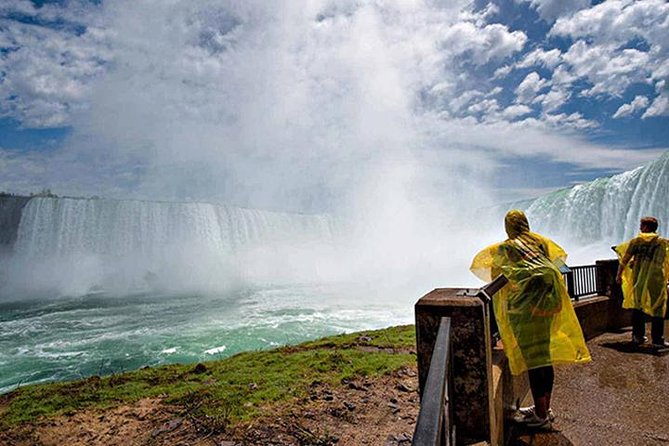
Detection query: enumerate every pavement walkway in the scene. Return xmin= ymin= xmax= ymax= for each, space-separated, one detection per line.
xmin=510 ymin=322 xmax=669 ymax=446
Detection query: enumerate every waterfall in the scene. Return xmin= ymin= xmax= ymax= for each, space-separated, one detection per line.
xmin=525 ymin=152 xmax=669 ymax=243
xmin=14 ymin=197 xmax=337 ymax=258
xmin=3 ymin=197 xmax=339 ymax=296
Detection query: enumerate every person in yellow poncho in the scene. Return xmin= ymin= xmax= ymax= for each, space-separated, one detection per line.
xmin=470 ymin=210 xmax=591 ymax=429
xmin=615 ymin=216 xmax=669 ymax=348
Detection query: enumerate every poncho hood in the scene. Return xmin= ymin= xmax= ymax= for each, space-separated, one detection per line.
xmin=505 ymin=210 xmax=530 ymax=239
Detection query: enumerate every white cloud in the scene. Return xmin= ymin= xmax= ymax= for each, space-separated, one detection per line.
xmin=502 ymin=104 xmax=533 ymax=119
xmin=517 ymin=48 xmax=562 ymax=69
xmin=428 ymin=114 xmax=665 ymax=171
xmin=493 ymin=64 xmax=513 ymax=78
xmin=467 ymin=98 xmax=500 ymax=116
xmin=642 ymin=94 xmax=669 ymax=118
xmin=515 ymin=72 xmax=550 ymax=103
xmin=515 ymin=0 xmax=591 ymax=23
xmin=534 ymin=87 xmax=570 ymax=112
xmin=0 ymin=2 xmax=108 ymax=127
xmin=441 ymin=21 xmax=527 ymax=65
xmin=549 ymin=0 xmax=669 ymax=103
xmin=613 ymin=95 xmax=650 ymax=118
xmin=560 ymin=41 xmax=651 ymax=97
xmin=0 ymin=0 xmax=666 ymax=207
xmin=551 ymin=0 xmax=669 ymax=45
xmin=542 ymin=112 xmax=597 ymax=129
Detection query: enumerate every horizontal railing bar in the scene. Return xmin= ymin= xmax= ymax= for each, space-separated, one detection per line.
xmin=413 ymin=317 xmax=452 ymax=446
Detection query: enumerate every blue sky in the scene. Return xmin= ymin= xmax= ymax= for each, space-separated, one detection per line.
xmin=0 ymin=0 xmax=668 ymax=209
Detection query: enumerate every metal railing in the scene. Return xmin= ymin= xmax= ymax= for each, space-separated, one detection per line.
xmin=563 ymin=264 xmax=602 ymax=300
xmin=412 ymin=317 xmax=454 ymax=446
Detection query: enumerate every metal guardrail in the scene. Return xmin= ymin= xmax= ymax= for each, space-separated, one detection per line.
xmin=412 ymin=317 xmax=454 ymax=446
xmin=563 ymin=264 xmax=602 ymax=300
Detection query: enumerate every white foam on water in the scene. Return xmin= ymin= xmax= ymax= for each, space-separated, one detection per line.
xmin=204 ymin=345 xmax=227 ymax=355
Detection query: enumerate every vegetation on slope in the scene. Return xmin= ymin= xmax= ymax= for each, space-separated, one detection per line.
xmin=0 ymin=325 xmax=416 ymax=433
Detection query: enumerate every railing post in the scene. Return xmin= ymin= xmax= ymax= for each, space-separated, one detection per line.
xmin=565 ymin=270 xmax=576 ymax=300
xmin=415 ymin=289 xmax=494 ymax=445
xmin=596 ymin=259 xmax=632 ymax=330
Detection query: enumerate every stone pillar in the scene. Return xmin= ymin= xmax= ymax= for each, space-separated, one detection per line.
xmin=596 ymin=259 xmax=632 ymax=330
xmin=415 ymin=288 xmax=493 ymax=445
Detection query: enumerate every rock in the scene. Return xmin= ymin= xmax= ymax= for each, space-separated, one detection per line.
xmin=248 ymin=382 xmax=258 ymax=390
xmin=344 ymin=401 xmax=356 ymax=411
xmin=191 ymin=363 xmax=207 ymax=374
xmin=397 ymin=383 xmax=414 ymax=392
xmin=347 ymin=381 xmax=366 ymax=391
xmin=395 ymin=432 xmax=412 ymax=443
xmin=389 ymin=397 xmax=398 ymax=404
xmin=151 ymin=417 xmax=183 ymax=437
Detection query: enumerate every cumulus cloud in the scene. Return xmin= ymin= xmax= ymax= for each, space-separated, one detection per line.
xmin=613 ymin=95 xmax=650 ymax=118
xmin=0 ymin=0 xmax=666 ymax=208
xmin=501 ymin=104 xmax=533 ymax=119
xmin=515 ymin=72 xmax=550 ymax=103
xmin=517 ymin=48 xmax=562 ymax=69
xmin=534 ymin=87 xmax=570 ymax=112
xmin=441 ymin=21 xmax=527 ymax=65
xmin=542 ymin=112 xmax=597 ymax=129
xmin=643 ymin=93 xmax=669 ymax=118
xmin=549 ymin=0 xmax=669 ymax=100
xmin=0 ymin=1 xmax=108 ymax=127
xmin=561 ymin=42 xmax=650 ymax=97
xmin=516 ymin=0 xmax=591 ymax=23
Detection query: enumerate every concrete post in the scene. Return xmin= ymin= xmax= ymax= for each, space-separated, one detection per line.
xmin=415 ymin=288 xmax=494 ymax=445
xmin=596 ymin=259 xmax=632 ymax=330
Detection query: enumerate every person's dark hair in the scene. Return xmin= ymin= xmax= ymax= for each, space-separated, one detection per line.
xmin=640 ymin=216 xmax=658 ymax=232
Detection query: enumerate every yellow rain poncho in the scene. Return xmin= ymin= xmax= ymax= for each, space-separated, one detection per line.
xmin=615 ymin=232 xmax=669 ymax=318
xmin=470 ymin=210 xmax=591 ymax=375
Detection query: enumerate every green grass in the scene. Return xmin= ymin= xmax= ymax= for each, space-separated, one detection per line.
xmin=0 ymin=325 xmax=416 ymax=429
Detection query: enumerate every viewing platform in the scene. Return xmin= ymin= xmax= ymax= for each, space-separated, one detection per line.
xmin=412 ymin=259 xmax=669 ymax=446
xmin=510 ymin=326 xmax=669 ymax=446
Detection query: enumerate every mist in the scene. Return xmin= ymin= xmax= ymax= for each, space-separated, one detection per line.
xmin=1 ymin=1 xmax=644 ymax=301
xmin=0 ymin=1 xmax=499 ymax=297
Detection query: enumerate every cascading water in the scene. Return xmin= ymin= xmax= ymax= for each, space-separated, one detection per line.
xmin=4 ymin=197 xmax=340 ymax=296
xmin=15 ymin=197 xmax=337 ymax=259
xmin=525 ymin=152 xmax=669 ymax=245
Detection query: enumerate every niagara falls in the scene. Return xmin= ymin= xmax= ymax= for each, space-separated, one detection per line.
xmin=1 ymin=1 xmax=668 ymax=445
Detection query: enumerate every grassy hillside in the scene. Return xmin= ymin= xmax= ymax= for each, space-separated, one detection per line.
xmin=0 ymin=325 xmax=416 ymax=434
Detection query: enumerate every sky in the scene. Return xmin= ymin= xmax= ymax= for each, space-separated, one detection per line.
xmin=0 ymin=0 xmax=668 ymax=211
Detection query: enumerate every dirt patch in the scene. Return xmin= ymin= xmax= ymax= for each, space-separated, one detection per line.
xmin=0 ymin=366 xmax=420 ymax=446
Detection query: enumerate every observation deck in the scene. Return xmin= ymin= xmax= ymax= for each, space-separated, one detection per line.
xmin=412 ymin=259 xmax=669 ymax=446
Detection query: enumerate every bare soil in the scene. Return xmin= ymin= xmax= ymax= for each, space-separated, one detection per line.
xmin=0 ymin=366 xmax=419 ymax=446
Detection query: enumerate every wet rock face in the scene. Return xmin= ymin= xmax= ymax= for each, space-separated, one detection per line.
xmin=0 ymin=196 xmax=30 ymax=248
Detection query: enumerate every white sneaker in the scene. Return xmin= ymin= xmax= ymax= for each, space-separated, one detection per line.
xmin=632 ymin=335 xmax=648 ymax=344
xmin=515 ymin=405 xmax=555 ymax=422
xmin=524 ymin=413 xmax=552 ymax=430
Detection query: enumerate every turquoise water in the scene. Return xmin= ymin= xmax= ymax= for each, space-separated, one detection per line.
xmin=0 ymin=285 xmax=412 ymax=394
